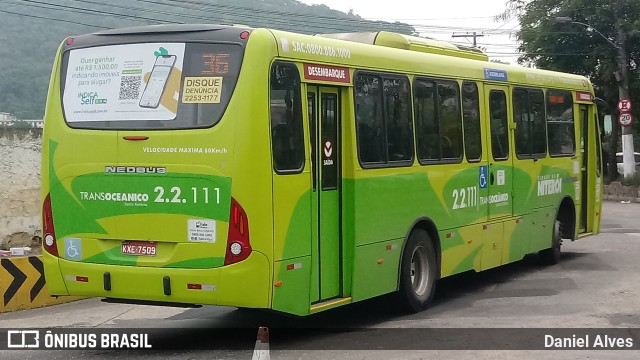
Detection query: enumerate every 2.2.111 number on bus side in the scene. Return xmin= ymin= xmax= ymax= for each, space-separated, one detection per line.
xmin=452 ymin=186 xmax=478 ymax=210
xmin=153 ymin=186 xmax=220 ymax=204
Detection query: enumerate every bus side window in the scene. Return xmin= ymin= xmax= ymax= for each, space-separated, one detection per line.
xmin=414 ymin=79 xmax=440 ymax=162
xmin=415 ymin=78 xmax=463 ymax=164
xmin=355 ymin=73 xmax=385 ymax=165
xmin=546 ymin=89 xmax=575 ymax=156
xmin=383 ymin=77 xmax=413 ymax=162
xmin=513 ymin=88 xmax=530 ymax=157
xmin=513 ymin=87 xmax=546 ymax=158
xmin=489 ymin=90 xmax=509 ymax=161
xmin=462 ymin=81 xmax=482 ymax=162
xmin=437 ymin=81 xmax=463 ymax=161
xmin=355 ymin=72 xmax=413 ymax=167
xmin=270 ymin=62 xmax=305 ymax=173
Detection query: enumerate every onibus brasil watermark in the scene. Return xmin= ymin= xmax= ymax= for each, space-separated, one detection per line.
xmin=7 ymin=330 xmax=151 ymax=349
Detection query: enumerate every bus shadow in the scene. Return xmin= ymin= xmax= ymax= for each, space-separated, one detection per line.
xmin=175 ymin=251 xmax=595 ymax=329
xmin=98 ymin=250 xmax=597 ymax=353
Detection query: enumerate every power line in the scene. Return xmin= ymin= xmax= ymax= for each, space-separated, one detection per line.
xmin=69 ymin=0 xmax=413 ymax=34
xmin=123 ymin=0 xmax=526 ymax=35
xmin=452 ymin=42 xmax=520 ymax=48
xmin=16 ymin=0 xmax=173 ymax=24
xmin=365 ymin=16 xmax=499 ymax=21
xmin=490 ymin=16 xmax=518 ymax=32
xmin=126 ymin=0 xmax=415 ymax=31
xmin=6 ymin=0 xmax=404 ymax=36
xmin=0 ymin=8 xmax=109 ymax=28
xmin=5 ymin=0 xmax=604 ymax=48
xmin=8 ymin=0 xmax=600 ymax=39
xmin=13 ymin=0 xmax=352 ymax=34
xmin=24 ymin=0 xmax=332 ymax=31
xmin=65 ymin=0 xmax=206 ymax=23
xmin=487 ymin=52 xmax=591 ymax=56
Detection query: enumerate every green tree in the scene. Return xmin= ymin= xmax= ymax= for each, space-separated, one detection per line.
xmin=502 ymin=0 xmax=640 ymax=182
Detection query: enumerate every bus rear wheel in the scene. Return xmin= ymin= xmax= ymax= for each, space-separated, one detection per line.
xmin=539 ymin=220 xmax=562 ymax=265
xmin=398 ymin=229 xmax=437 ymax=312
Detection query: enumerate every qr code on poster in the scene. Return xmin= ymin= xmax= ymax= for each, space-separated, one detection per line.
xmin=118 ymin=75 xmax=142 ymax=100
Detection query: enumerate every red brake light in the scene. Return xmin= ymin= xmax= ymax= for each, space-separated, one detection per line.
xmin=43 ymin=194 xmax=59 ymax=256
xmin=225 ymin=198 xmax=252 ymax=265
xmin=66 ymin=37 xmax=74 ymax=46
xmin=233 ymin=206 xmax=239 ymax=225
xmin=240 ymin=31 xmax=250 ymax=40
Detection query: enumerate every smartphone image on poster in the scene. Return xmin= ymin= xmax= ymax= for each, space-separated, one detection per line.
xmin=139 ymin=54 xmax=176 ymax=108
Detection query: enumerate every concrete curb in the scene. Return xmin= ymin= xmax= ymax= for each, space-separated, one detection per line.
xmin=603 ymin=183 xmax=640 ymax=202
xmin=0 ymin=255 xmax=83 ymax=313
xmin=603 ymin=195 xmax=640 ymax=203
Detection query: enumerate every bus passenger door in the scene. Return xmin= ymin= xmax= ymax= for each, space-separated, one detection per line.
xmin=481 ymin=84 xmax=513 ymax=269
xmin=484 ymin=85 xmax=514 ymax=219
xmin=579 ymin=104 xmax=599 ymax=234
xmin=307 ymin=86 xmax=342 ymax=302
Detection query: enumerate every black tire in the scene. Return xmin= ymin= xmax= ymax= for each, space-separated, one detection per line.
xmin=539 ymin=220 xmax=562 ymax=265
xmin=398 ymin=228 xmax=438 ymax=312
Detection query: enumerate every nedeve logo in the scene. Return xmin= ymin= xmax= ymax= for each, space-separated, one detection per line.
xmin=105 ymin=166 xmax=166 ymax=174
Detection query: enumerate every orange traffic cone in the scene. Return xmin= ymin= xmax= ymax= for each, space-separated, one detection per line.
xmin=251 ymin=327 xmax=270 ymax=360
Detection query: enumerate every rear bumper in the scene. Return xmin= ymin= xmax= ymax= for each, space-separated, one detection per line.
xmin=43 ymin=251 xmax=271 ymax=308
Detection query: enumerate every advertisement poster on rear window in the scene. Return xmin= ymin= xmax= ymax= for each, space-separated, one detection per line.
xmin=63 ymin=43 xmax=186 ymax=122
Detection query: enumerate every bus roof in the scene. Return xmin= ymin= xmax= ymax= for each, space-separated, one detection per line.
xmin=267 ymin=28 xmax=592 ymax=92
xmin=317 ymin=31 xmax=489 ymax=62
xmin=66 ymin=24 xmax=592 ymax=92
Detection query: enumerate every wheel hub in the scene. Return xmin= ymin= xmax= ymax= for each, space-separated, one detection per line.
xmin=410 ymin=246 xmax=430 ymax=296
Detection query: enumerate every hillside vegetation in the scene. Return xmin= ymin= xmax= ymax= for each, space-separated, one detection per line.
xmin=0 ymin=0 xmax=414 ymax=119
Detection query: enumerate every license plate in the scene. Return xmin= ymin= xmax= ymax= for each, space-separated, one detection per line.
xmin=121 ymin=241 xmax=157 ymax=256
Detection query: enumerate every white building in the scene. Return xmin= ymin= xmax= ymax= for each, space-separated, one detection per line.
xmin=0 ymin=113 xmax=44 ymax=128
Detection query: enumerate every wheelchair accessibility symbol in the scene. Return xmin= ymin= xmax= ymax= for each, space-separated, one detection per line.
xmin=64 ymin=238 xmax=82 ymax=260
xmin=479 ymin=165 xmax=488 ymax=189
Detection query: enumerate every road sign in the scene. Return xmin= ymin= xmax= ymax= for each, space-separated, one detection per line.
xmin=618 ymin=99 xmax=632 ymax=113
xmin=619 ymin=112 xmax=633 ymax=126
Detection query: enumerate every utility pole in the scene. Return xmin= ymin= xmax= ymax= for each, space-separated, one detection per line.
xmin=452 ymin=32 xmax=485 ymax=47
xmin=614 ymin=0 xmax=635 ymax=178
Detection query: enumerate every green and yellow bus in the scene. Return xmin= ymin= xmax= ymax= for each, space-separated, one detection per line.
xmin=42 ymin=24 xmax=602 ymax=316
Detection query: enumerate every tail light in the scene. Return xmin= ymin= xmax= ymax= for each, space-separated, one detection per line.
xmin=224 ymin=197 xmax=252 ymax=265
xmin=42 ymin=193 xmax=59 ymax=256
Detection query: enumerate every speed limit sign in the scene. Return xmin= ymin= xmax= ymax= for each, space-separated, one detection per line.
xmin=619 ymin=112 xmax=634 ymax=126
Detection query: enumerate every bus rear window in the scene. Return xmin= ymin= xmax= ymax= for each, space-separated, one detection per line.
xmin=61 ymin=42 xmax=243 ymax=130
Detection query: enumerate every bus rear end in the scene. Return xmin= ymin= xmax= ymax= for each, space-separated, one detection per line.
xmin=42 ymin=25 xmax=274 ymax=308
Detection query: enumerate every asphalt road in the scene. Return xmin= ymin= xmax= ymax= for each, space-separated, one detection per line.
xmin=1 ymin=201 xmax=640 ymax=359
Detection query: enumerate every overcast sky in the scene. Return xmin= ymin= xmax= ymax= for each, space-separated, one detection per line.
xmin=298 ymin=0 xmax=521 ymax=64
